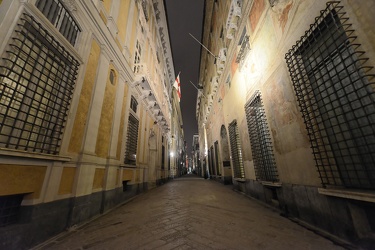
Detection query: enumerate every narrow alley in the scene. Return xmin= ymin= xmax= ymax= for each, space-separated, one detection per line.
xmin=34 ymin=175 xmax=344 ymax=250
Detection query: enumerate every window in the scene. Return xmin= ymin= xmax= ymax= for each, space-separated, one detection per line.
xmin=124 ymin=113 xmax=139 ymax=165
xmin=109 ymin=70 xmax=115 ymax=85
xmin=236 ymin=28 xmax=250 ymax=66
xmin=36 ymin=0 xmax=81 ymax=46
xmin=245 ymin=91 xmax=278 ymax=182
xmin=133 ymin=41 xmax=141 ymax=73
xmin=161 ymin=144 xmax=165 ymax=170
xmin=228 ymin=120 xmax=245 ymax=178
xmin=141 ymin=0 xmax=149 ymax=22
xmin=130 ymin=96 xmax=138 ymax=113
xmin=0 ymin=13 xmax=79 ymax=154
xmin=214 ymin=141 xmax=221 ymax=175
xmin=0 ymin=194 xmax=24 ymax=227
xmin=285 ymin=2 xmax=375 ymax=189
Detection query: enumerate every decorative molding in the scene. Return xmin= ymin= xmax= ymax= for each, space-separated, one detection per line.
xmin=62 ymin=0 xmax=77 ymax=12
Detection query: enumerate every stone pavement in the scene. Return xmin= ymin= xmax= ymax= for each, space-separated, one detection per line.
xmin=34 ymin=175 xmax=345 ymax=250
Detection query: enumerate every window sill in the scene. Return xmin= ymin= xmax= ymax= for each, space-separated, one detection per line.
xmin=0 ymin=148 xmax=71 ymax=162
xmin=318 ymin=188 xmax=375 ymax=203
xmin=234 ymin=178 xmax=246 ymax=183
xmin=120 ymin=164 xmax=137 ymax=168
xmin=261 ymin=181 xmax=282 ymax=187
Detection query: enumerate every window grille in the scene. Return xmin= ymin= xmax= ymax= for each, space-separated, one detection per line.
xmin=0 ymin=194 xmax=24 ymax=227
xmin=0 ymin=13 xmax=79 ymax=154
xmin=130 ymin=96 xmax=138 ymax=113
xmin=161 ymin=144 xmax=165 ymax=169
xmin=228 ymin=120 xmax=245 ymax=178
xmin=214 ymin=141 xmax=221 ymax=175
xmin=285 ymin=1 xmax=375 ymax=189
xmin=208 ymin=147 xmax=213 ymax=175
xmin=141 ymin=0 xmax=149 ymax=22
xmin=124 ymin=113 xmax=139 ymax=164
xmin=36 ymin=0 xmax=81 ymax=46
xmin=245 ymin=91 xmax=278 ymax=182
xmin=133 ymin=41 xmax=141 ymax=73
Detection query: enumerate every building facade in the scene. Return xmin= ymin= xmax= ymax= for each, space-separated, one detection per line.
xmin=192 ymin=134 xmax=201 ymax=176
xmin=0 ymin=0 xmax=181 ymax=248
xmin=197 ymin=0 xmax=375 ymax=246
xmin=170 ymin=87 xmax=185 ymax=178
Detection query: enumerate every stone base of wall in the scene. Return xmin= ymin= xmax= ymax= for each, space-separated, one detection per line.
xmin=234 ymin=179 xmax=375 ymax=248
xmin=222 ymin=176 xmax=232 ymax=185
xmin=0 ymin=182 xmax=153 ymax=250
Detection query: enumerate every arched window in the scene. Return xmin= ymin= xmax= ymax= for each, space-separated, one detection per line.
xmin=109 ymin=69 xmax=116 ymax=85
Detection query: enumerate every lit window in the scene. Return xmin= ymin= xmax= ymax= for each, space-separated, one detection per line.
xmin=285 ymin=2 xmax=375 ymax=189
xmin=245 ymin=91 xmax=278 ymax=182
xmin=228 ymin=120 xmax=245 ymax=178
xmin=0 ymin=14 xmax=79 ymax=154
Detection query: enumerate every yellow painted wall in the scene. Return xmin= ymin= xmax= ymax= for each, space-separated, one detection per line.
xmin=58 ymin=167 xmax=76 ymax=195
xmin=136 ymin=169 xmax=141 ymax=183
xmin=69 ymin=40 xmax=101 ymax=153
xmin=116 ymin=84 xmax=129 ymax=159
xmin=117 ymin=0 xmax=131 ymax=44
xmin=0 ymin=164 xmax=46 ymax=199
xmin=129 ymin=7 xmax=139 ymax=58
xmin=92 ymin=168 xmax=105 ymax=189
xmin=122 ymin=169 xmax=133 ymax=181
xmin=96 ymin=65 xmax=118 ymax=158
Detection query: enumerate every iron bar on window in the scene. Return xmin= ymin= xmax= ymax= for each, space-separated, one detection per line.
xmin=245 ymin=91 xmax=278 ymax=182
xmin=0 ymin=13 xmax=79 ymax=154
xmin=285 ymin=1 xmax=375 ymax=189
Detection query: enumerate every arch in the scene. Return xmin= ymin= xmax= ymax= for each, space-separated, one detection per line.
xmin=109 ymin=69 xmax=116 ymax=85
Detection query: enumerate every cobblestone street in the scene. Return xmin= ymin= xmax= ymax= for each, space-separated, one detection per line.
xmin=34 ymin=175 xmax=345 ymax=250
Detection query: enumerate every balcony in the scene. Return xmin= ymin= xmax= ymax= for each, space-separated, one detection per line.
xmin=236 ymin=35 xmax=250 ymax=66
xmin=132 ymin=64 xmax=170 ymax=132
xmin=226 ymin=0 xmax=242 ymax=40
xmin=216 ymin=48 xmax=227 ymax=75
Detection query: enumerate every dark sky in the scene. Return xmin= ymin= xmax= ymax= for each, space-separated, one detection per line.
xmin=165 ymin=0 xmax=204 ymax=154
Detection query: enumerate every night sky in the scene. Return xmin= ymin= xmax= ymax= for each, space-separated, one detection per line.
xmin=165 ymin=0 xmax=204 ymax=154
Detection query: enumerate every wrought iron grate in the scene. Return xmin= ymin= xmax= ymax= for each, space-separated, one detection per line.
xmin=236 ymin=35 xmax=250 ymax=64
xmin=285 ymin=1 xmax=375 ymax=189
xmin=245 ymin=91 xmax=278 ymax=182
xmin=0 ymin=13 xmax=79 ymax=154
xmin=228 ymin=120 xmax=245 ymax=178
xmin=125 ymin=113 xmax=139 ymax=164
xmin=36 ymin=0 xmax=81 ymax=46
xmin=214 ymin=141 xmax=221 ymax=175
xmin=0 ymin=194 xmax=24 ymax=227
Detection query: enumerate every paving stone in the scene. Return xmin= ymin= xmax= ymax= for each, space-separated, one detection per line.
xmin=33 ymin=175 xmax=345 ymax=250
